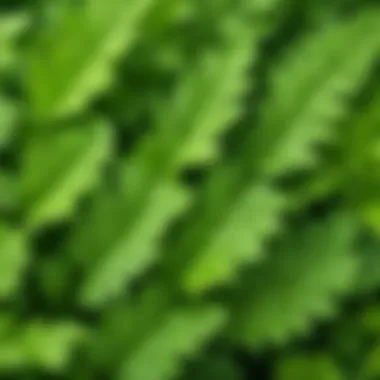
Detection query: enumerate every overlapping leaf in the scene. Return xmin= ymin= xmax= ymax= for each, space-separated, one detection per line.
xmin=119 ymin=305 xmax=225 ymax=380
xmin=2 ymin=1 xmax=380 ymax=378
xmin=161 ymin=9 xmax=380 ymax=296
xmin=227 ymin=214 xmax=358 ymax=349
xmin=69 ymin=10 xmax=263 ymax=308
xmin=91 ymin=288 xmax=226 ymax=380
xmin=248 ymin=8 xmax=380 ymax=178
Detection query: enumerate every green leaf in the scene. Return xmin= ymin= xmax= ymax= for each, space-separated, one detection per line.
xmin=248 ymin=8 xmax=380 ymax=178
xmin=75 ymin=179 xmax=189 ymax=307
xmin=0 ymin=340 xmax=26 ymax=370
xmin=90 ymin=287 xmax=173 ymax=370
xmin=26 ymin=0 xmax=157 ymax=122
xmin=21 ymin=321 xmax=88 ymax=372
xmin=70 ymin=10 xmax=264 ymax=308
xmin=227 ymin=213 xmax=358 ymax=348
xmin=349 ymin=89 xmax=380 ymax=232
xmin=164 ymin=178 xmax=286 ymax=295
xmin=275 ymin=354 xmax=343 ymax=380
xmin=0 ymin=224 xmax=27 ymax=300
xmin=159 ymin=9 xmax=380 ymax=297
xmin=0 ymin=319 xmax=87 ymax=372
xmin=150 ymin=18 xmax=256 ymax=167
xmin=0 ymin=170 xmax=17 ymax=213
xmin=0 ymin=96 xmax=18 ymax=150
xmin=119 ymin=305 xmax=226 ymax=380
xmin=0 ymin=12 xmax=29 ymax=74
xmin=21 ymin=118 xmax=112 ymax=229
xmin=355 ymin=239 xmax=380 ymax=295
xmin=3 ymin=2 xmax=380 ymax=379
xmin=92 ymin=288 xmax=226 ymax=380
xmin=361 ymin=344 xmax=380 ymax=379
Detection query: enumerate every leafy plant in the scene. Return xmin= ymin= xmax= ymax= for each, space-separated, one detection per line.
xmin=0 ymin=0 xmax=380 ymax=379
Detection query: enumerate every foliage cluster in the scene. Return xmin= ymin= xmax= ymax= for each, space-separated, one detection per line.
xmin=1 ymin=0 xmax=380 ymax=378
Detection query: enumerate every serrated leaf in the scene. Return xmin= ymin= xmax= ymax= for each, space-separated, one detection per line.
xmin=170 ymin=178 xmax=286 ymax=295
xmin=90 ymin=287 xmax=173 ymax=369
xmin=92 ymin=287 xmax=226 ymax=380
xmin=248 ymin=8 xmax=380 ymax=178
xmin=227 ymin=214 xmax=358 ymax=348
xmin=69 ymin=10 xmax=264 ymax=308
xmin=152 ymin=16 xmax=259 ymax=167
xmin=159 ymin=9 xmax=379 ymax=297
xmin=4 ymin=3 xmax=380 ymax=379
xmin=77 ymin=181 xmax=189 ymax=307
xmin=26 ymin=0 xmax=156 ymax=122
xmin=21 ymin=118 xmax=112 ymax=229
xmin=119 ymin=305 xmax=225 ymax=380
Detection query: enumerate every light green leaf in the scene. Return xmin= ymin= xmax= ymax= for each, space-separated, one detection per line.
xmin=21 ymin=118 xmax=112 ymax=229
xmin=0 ymin=319 xmax=87 ymax=372
xmin=0 ymin=224 xmax=27 ymax=300
xmin=160 ymin=9 xmax=380 ymax=297
xmin=248 ymin=8 xmax=380 ymax=178
xmin=26 ymin=0 xmax=156 ymax=122
xmin=119 ymin=305 xmax=226 ymax=380
xmin=169 ymin=179 xmax=286 ymax=295
xmin=0 ymin=12 xmax=29 ymax=73
xmin=150 ymin=15 xmax=258 ymax=167
xmin=21 ymin=321 xmax=88 ymax=372
xmin=77 ymin=181 xmax=189 ymax=307
xmin=70 ymin=10 xmax=264 ymax=308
